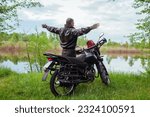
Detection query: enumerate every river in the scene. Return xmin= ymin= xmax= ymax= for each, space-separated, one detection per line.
xmin=0 ymin=54 xmax=149 ymax=74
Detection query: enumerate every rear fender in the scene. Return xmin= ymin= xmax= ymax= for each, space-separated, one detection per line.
xmin=42 ymin=61 xmax=55 ymax=81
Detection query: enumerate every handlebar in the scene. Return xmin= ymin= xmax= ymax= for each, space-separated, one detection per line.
xmin=77 ymin=38 xmax=106 ymax=53
xmin=76 ymin=37 xmax=107 ymax=54
xmin=88 ymin=38 xmax=107 ymax=50
xmin=98 ymin=38 xmax=107 ymax=46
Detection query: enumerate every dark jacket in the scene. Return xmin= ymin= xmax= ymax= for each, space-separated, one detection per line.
xmin=46 ymin=26 xmax=92 ymax=49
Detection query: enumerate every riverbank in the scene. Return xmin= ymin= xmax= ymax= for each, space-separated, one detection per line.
xmin=0 ymin=67 xmax=149 ymax=100
xmin=0 ymin=41 xmax=150 ymax=55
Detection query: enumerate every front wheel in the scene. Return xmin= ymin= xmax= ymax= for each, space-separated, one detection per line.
xmin=50 ymin=70 xmax=76 ymax=96
xmin=96 ymin=61 xmax=111 ymax=85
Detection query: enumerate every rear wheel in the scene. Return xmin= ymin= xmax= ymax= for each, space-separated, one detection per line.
xmin=50 ymin=70 xmax=76 ymax=96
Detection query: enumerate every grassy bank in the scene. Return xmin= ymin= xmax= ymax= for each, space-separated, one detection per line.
xmin=0 ymin=67 xmax=149 ymax=100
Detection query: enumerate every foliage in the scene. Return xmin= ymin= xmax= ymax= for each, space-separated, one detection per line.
xmin=0 ymin=0 xmax=42 ymax=32
xmin=0 ymin=32 xmax=10 ymax=41
xmin=142 ymin=58 xmax=150 ymax=76
xmin=77 ymin=36 xmax=87 ymax=47
xmin=128 ymin=0 xmax=150 ymax=48
xmin=21 ymin=31 xmax=60 ymax=72
xmin=128 ymin=33 xmax=150 ymax=48
xmin=106 ymin=39 xmax=122 ymax=47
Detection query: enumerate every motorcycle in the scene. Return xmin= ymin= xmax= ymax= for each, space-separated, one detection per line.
xmin=42 ymin=33 xmax=110 ymax=96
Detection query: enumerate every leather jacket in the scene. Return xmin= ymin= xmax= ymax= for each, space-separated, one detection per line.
xmin=45 ymin=26 xmax=92 ymax=49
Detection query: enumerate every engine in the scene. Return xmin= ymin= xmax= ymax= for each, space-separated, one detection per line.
xmin=85 ymin=67 xmax=95 ymax=81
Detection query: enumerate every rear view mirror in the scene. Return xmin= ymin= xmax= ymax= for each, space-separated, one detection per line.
xmin=99 ymin=33 xmax=104 ymax=39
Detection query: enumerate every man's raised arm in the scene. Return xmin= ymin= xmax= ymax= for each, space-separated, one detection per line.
xmin=73 ymin=23 xmax=100 ymax=36
xmin=42 ymin=24 xmax=61 ymax=34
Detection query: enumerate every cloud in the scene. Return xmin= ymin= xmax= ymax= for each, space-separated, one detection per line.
xmin=17 ymin=0 xmax=140 ymax=42
xmin=18 ymin=3 xmax=62 ymax=21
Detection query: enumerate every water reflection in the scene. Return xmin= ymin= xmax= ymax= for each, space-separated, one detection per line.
xmin=0 ymin=60 xmax=40 ymax=73
xmin=0 ymin=55 xmax=149 ymax=73
xmin=104 ymin=55 xmax=148 ymax=73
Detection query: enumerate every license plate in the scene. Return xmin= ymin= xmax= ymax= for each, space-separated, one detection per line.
xmin=43 ymin=62 xmax=51 ymax=71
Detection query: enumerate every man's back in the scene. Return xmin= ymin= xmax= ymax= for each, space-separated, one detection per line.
xmin=59 ymin=27 xmax=91 ymax=49
xmin=42 ymin=18 xmax=99 ymax=57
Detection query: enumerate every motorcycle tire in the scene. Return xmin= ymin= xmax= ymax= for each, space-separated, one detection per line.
xmin=50 ymin=70 xmax=76 ymax=96
xmin=98 ymin=62 xmax=111 ymax=85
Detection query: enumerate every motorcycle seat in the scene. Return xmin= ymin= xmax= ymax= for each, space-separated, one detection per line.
xmin=44 ymin=52 xmax=87 ymax=68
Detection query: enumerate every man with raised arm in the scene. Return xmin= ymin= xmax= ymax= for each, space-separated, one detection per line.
xmin=42 ymin=18 xmax=99 ymax=57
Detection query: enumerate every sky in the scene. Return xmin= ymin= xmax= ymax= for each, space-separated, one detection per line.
xmin=15 ymin=0 xmax=141 ymax=43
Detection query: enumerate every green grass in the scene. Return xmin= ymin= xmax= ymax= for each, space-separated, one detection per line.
xmin=0 ymin=67 xmax=150 ymax=100
xmin=0 ymin=67 xmax=17 ymax=77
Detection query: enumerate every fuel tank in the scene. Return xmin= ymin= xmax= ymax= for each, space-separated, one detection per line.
xmin=84 ymin=52 xmax=97 ymax=63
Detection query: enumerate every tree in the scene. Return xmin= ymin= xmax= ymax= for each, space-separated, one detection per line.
xmin=129 ymin=0 xmax=150 ymax=48
xmin=0 ymin=0 xmax=42 ymax=32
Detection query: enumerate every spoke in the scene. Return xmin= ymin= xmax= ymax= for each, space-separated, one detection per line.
xmin=54 ymin=84 xmax=60 ymax=88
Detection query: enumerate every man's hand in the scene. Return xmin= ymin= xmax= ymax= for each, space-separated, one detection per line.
xmin=42 ymin=24 xmax=47 ymax=28
xmin=91 ymin=23 xmax=100 ymax=29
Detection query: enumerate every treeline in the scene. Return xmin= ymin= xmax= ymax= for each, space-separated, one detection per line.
xmin=0 ymin=32 xmax=149 ymax=49
xmin=0 ymin=32 xmax=87 ymax=47
xmin=106 ymin=39 xmax=149 ymax=49
xmin=0 ymin=32 xmax=59 ymax=45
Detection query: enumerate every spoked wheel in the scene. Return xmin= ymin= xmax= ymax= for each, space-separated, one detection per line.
xmin=97 ymin=62 xmax=111 ymax=85
xmin=50 ymin=70 xmax=76 ymax=96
